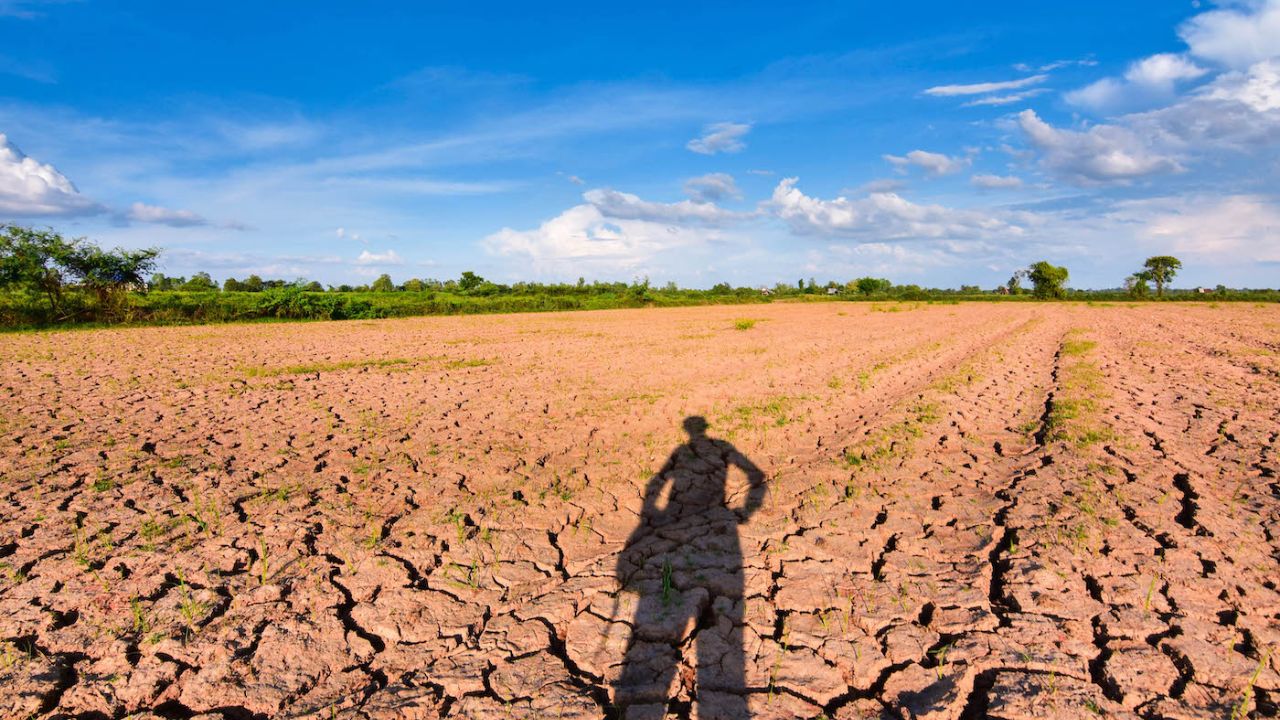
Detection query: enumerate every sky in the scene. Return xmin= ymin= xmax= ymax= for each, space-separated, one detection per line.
xmin=1 ymin=0 xmax=1278 ymax=289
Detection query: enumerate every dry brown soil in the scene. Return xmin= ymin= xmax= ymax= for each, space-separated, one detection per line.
xmin=2 ymin=302 xmax=1279 ymax=720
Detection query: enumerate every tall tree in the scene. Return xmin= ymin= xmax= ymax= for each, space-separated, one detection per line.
xmin=1142 ymin=256 xmax=1182 ymax=297
xmin=59 ymin=243 xmax=160 ymax=308
xmin=0 ymin=225 xmax=73 ymax=314
xmin=371 ymin=273 xmax=395 ymax=292
xmin=1125 ymin=272 xmax=1151 ymax=298
xmin=1027 ymin=261 xmax=1069 ymax=299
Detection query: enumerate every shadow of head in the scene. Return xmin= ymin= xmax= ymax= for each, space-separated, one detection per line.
xmin=682 ymin=415 xmax=709 ymax=438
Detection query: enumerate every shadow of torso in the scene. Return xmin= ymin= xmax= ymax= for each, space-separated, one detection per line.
xmin=612 ymin=427 xmax=766 ymax=718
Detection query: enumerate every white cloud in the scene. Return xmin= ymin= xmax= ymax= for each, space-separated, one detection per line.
xmin=769 ymin=177 xmax=1029 ymax=241
xmin=127 ymin=202 xmax=208 ymax=227
xmin=1014 ymin=59 xmax=1098 ymax=73
xmin=584 ymin=187 xmax=746 ymax=224
xmin=1126 ymin=53 xmax=1210 ymax=88
xmin=1067 ymin=53 xmax=1208 ymax=112
xmin=854 ymin=178 xmax=907 ymax=194
xmin=0 ymin=1 xmax=75 ymax=19
xmin=883 ymin=150 xmax=971 ymax=176
xmin=1179 ymin=0 xmax=1280 ymax=70
xmin=962 ymin=89 xmax=1050 ymax=107
xmin=0 ymin=132 xmax=103 ymax=216
xmin=1203 ymin=58 xmax=1280 ymax=112
xmin=1017 ymin=110 xmax=1181 ymax=184
xmin=1110 ymin=194 xmax=1280 ymax=263
xmin=1124 ymin=59 xmax=1280 ymax=150
xmin=971 ymin=174 xmax=1024 ymax=189
xmin=354 ymin=249 xmax=403 ymax=265
xmin=335 ymin=227 xmax=365 ymax=242
xmin=683 ymin=172 xmax=742 ymax=202
xmin=686 ymin=122 xmax=751 ymax=155
xmin=483 ymin=203 xmax=728 ymax=274
xmin=924 ymin=74 xmax=1047 ymax=97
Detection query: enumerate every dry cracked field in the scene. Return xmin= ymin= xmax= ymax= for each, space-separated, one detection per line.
xmin=2 ymin=302 xmax=1279 ymax=720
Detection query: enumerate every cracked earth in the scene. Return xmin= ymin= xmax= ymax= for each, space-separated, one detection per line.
xmin=2 ymin=302 xmax=1278 ymax=719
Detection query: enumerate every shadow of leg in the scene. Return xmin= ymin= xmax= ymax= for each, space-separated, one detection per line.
xmin=695 ymin=593 xmax=749 ymax=720
xmin=615 ymin=589 xmax=683 ymax=718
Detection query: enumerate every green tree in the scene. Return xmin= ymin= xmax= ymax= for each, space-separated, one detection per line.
xmin=402 ymin=278 xmax=426 ymax=292
xmin=1141 ymin=256 xmax=1181 ymax=297
xmin=180 ymin=272 xmax=217 ymax=292
xmin=1006 ymin=270 xmax=1027 ymax=295
xmin=0 ymin=225 xmax=74 ymax=315
xmin=242 ymin=274 xmax=265 ymax=292
xmin=458 ymin=271 xmax=485 ymax=292
xmin=851 ymin=277 xmax=891 ymax=295
xmin=370 ymin=273 xmax=395 ymax=292
xmin=59 ymin=243 xmax=160 ymax=309
xmin=1125 ymin=272 xmax=1151 ymax=299
xmin=1027 ymin=261 xmax=1069 ymax=299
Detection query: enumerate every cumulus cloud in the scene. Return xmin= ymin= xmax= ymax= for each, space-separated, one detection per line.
xmin=584 ymin=187 xmax=746 ymax=225
xmin=1201 ymin=58 xmax=1280 ymax=112
xmin=1178 ymin=0 xmax=1280 ymax=70
xmin=0 ymin=132 xmax=103 ymax=216
xmin=971 ymin=174 xmax=1024 ymax=189
xmin=883 ymin=150 xmax=971 ymax=176
xmin=769 ymin=177 xmax=1029 ymax=241
xmin=1067 ymin=53 xmax=1209 ymax=112
xmin=1017 ymin=110 xmax=1181 ymax=184
xmin=483 ymin=203 xmax=728 ymax=274
xmin=686 ymin=122 xmax=751 ymax=155
xmin=683 ymin=173 xmax=742 ymax=202
xmin=1110 ymin=194 xmax=1280 ymax=263
xmin=1124 ymin=60 xmax=1280 ymax=150
xmin=354 ymin=249 xmax=404 ymax=265
xmin=126 ymin=202 xmax=209 ymax=227
xmin=925 ymin=74 xmax=1047 ymax=97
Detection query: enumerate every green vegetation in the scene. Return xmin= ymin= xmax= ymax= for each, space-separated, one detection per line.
xmin=1028 ymin=261 xmax=1070 ymax=299
xmin=1044 ymin=334 xmax=1115 ymax=447
xmin=3 ymin=227 xmax=1274 ymax=330
xmin=1142 ymin=255 xmax=1182 ymax=298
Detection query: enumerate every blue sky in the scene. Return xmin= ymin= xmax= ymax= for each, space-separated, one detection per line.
xmin=1 ymin=1 xmax=1277 ymax=289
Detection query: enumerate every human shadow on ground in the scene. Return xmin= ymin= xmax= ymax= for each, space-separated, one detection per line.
xmin=612 ymin=416 xmax=767 ymax=718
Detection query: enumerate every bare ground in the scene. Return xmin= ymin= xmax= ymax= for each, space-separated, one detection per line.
xmin=1 ymin=302 xmax=1278 ymax=719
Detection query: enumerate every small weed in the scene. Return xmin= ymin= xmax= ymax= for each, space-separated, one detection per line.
xmin=733 ymin=319 xmax=757 ymax=331
xmin=188 ymin=491 xmax=223 ymax=536
xmin=929 ymin=642 xmax=953 ymax=680
xmin=175 ymin=570 xmax=209 ymax=631
xmin=1231 ymin=648 xmax=1272 ymax=720
xmin=0 ymin=561 xmax=27 ymax=585
xmin=130 ymin=597 xmax=150 ymax=634
xmin=257 ymin=538 xmax=271 ymax=585
xmin=1061 ymin=339 xmax=1097 ymax=356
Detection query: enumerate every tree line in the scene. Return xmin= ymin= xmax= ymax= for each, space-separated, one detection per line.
xmin=1 ymin=225 xmax=1274 ymax=328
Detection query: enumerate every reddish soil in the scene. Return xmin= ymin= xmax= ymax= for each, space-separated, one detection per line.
xmin=1 ymin=302 xmax=1278 ymax=719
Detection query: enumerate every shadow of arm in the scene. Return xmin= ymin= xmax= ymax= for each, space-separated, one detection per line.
xmin=729 ymin=449 xmax=767 ymax=520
